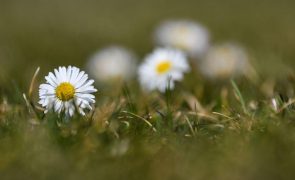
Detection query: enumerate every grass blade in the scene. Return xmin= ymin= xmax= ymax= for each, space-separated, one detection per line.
xmin=231 ymin=79 xmax=249 ymax=115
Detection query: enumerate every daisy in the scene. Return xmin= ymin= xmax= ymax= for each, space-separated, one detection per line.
xmin=86 ymin=46 xmax=137 ymax=83
xmin=154 ymin=20 xmax=210 ymax=58
xmin=198 ymin=43 xmax=250 ymax=80
xmin=39 ymin=66 xmax=97 ymax=117
xmin=138 ymin=48 xmax=190 ymax=92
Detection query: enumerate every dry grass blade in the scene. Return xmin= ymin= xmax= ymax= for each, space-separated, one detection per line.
xmin=23 ymin=93 xmax=31 ymax=111
xmin=277 ymin=98 xmax=295 ymax=113
xmin=183 ymin=93 xmax=206 ymax=113
xmin=188 ymin=111 xmax=219 ymax=122
xmin=121 ymin=111 xmax=157 ymax=132
xmin=25 ymin=67 xmax=45 ymax=113
xmin=185 ymin=116 xmax=196 ymax=136
xmin=212 ymin=112 xmax=234 ymax=120
xmin=28 ymin=67 xmax=40 ymax=99
xmin=23 ymin=93 xmax=39 ymax=120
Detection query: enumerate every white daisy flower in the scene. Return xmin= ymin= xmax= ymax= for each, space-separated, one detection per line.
xmin=198 ymin=43 xmax=250 ymax=80
xmin=86 ymin=46 xmax=137 ymax=83
xmin=138 ymin=48 xmax=190 ymax=92
xmin=39 ymin=66 xmax=97 ymax=117
xmin=154 ymin=20 xmax=210 ymax=58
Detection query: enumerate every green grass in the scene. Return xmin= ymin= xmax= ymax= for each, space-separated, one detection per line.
xmin=1 ymin=77 xmax=295 ymax=179
xmin=1 ymin=0 xmax=295 ymax=179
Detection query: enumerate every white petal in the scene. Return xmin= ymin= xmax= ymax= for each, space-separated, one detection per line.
xmin=54 ymin=100 xmax=62 ymax=113
xmin=45 ymin=73 xmax=58 ymax=87
xmin=69 ymin=67 xmax=80 ymax=84
xmin=72 ymin=71 xmax=85 ymax=85
xmin=54 ymin=68 xmax=62 ymax=84
xmin=76 ymin=85 xmax=97 ymax=93
xmin=74 ymin=74 xmax=89 ymax=88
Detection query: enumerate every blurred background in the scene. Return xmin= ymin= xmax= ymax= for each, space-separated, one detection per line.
xmin=1 ymin=1 xmax=295 ymax=179
xmin=0 ymin=0 xmax=295 ymax=90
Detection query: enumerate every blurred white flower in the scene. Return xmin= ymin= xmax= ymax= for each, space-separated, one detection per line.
xmin=39 ymin=66 xmax=97 ymax=117
xmin=198 ymin=43 xmax=250 ymax=79
xmin=87 ymin=46 xmax=137 ymax=83
xmin=138 ymin=48 xmax=190 ymax=92
xmin=154 ymin=20 xmax=210 ymax=58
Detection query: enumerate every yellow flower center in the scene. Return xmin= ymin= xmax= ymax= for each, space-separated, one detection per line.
xmin=55 ymin=82 xmax=75 ymax=101
xmin=156 ymin=61 xmax=172 ymax=74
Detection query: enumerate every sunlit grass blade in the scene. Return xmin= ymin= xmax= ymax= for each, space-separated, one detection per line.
xmin=231 ymin=79 xmax=249 ymax=115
